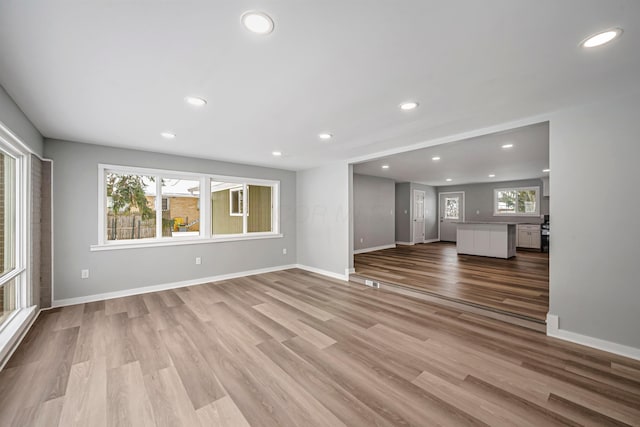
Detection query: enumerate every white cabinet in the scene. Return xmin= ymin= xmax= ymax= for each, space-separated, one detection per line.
xmin=456 ymin=223 xmax=516 ymax=259
xmin=517 ymin=224 xmax=541 ymax=249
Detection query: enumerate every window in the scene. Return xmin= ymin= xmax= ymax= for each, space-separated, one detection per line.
xmin=229 ymin=187 xmax=243 ymax=216
xmin=106 ymin=172 xmax=157 ymax=240
xmin=0 ymin=151 xmax=18 ymax=329
xmin=494 ymin=186 xmax=540 ymax=216
xmin=444 ymin=197 xmax=459 ymax=220
xmin=211 ymin=181 xmax=276 ymax=236
xmin=97 ymin=165 xmax=280 ymax=248
xmin=0 ymin=133 xmax=28 ymax=337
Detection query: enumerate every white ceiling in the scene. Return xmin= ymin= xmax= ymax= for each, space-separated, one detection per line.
xmin=0 ymin=1 xmax=638 ymax=170
xmin=353 ymin=122 xmax=549 ymax=186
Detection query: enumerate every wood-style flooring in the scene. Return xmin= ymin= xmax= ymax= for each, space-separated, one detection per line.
xmin=2 ymin=268 xmax=639 ymax=426
xmin=355 ymin=242 xmax=549 ymax=322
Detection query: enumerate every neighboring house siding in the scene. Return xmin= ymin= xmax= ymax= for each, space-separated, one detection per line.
xmin=169 ymin=197 xmax=199 ymax=231
xmin=212 ymin=189 xmax=242 ymax=234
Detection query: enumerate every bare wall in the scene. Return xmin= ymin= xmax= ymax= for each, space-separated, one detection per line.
xmin=395 ymin=182 xmax=411 ymax=243
xmin=297 ymin=162 xmax=349 ymax=277
xmin=353 ymin=174 xmax=395 ymax=251
xmin=549 ymin=91 xmax=640 ymax=350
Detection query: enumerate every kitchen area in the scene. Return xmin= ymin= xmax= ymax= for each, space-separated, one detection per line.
xmin=352 ymin=121 xmax=550 ymax=326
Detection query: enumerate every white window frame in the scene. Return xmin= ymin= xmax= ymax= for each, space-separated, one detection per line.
xmin=0 ymin=123 xmax=35 ymax=365
xmin=493 ymin=186 xmax=540 ymax=217
xmin=229 ymin=186 xmax=243 ymax=216
xmin=94 ymin=164 xmax=281 ymax=251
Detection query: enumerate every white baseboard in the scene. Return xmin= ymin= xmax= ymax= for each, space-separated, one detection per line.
xmin=353 ymin=244 xmax=396 ymax=254
xmin=422 ymin=238 xmax=440 ymax=244
xmin=294 ymin=264 xmax=349 ymax=282
xmin=546 ymin=314 xmax=640 ymax=361
xmin=395 ymin=241 xmax=414 ymax=246
xmin=345 ymin=267 xmax=355 ymax=276
xmin=52 ymin=264 xmax=298 ymax=308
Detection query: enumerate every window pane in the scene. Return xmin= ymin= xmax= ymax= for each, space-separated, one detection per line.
xmin=248 ymin=185 xmax=273 ymax=233
xmin=211 ymin=181 xmax=243 ymax=235
xmin=518 ymin=190 xmax=537 ymax=214
xmin=444 ymin=197 xmax=459 ymax=220
xmin=162 ymin=178 xmax=200 ymax=237
xmin=0 ymin=278 xmax=17 ymax=327
xmin=106 ymin=172 xmax=156 ymax=240
xmin=496 ymin=190 xmax=517 ymax=214
xmin=0 ymin=153 xmax=16 ymax=276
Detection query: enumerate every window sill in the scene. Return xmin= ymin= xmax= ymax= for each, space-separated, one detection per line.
xmin=90 ymin=233 xmax=283 ymax=252
xmin=1 ymin=305 xmax=38 ymax=366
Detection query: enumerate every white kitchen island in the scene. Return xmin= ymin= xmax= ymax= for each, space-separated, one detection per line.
xmin=456 ymin=222 xmax=517 ymax=259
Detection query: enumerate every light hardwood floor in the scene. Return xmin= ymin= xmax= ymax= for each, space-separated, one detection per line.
xmin=1 ymin=269 xmax=639 ymax=426
xmin=355 ymin=242 xmax=549 ymax=321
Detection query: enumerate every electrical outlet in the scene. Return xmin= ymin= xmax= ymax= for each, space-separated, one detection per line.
xmin=81 ymin=269 xmax=89 ymax=279
xmin=282 ymin=248 xmax=287 ymax=255
xmin=360 ymin=238 xmax=364 ymax=243
xmin=195 ymin=257 xmax=202 ymax=265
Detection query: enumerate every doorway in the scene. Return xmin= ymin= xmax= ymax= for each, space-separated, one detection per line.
xmin=439 ymin=191 xmax=464 ymax=242
xmin=412 ymin=189 xmax=425 ymax=243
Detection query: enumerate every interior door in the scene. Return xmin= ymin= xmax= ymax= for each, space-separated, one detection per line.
xmin=413 ymin=190 xmax=425 ymax=244
xmin=439 ymin=192 xmax=464 ymax=242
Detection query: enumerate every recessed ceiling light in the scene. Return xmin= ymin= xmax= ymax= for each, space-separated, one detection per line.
xmin=445 ymin=178 xmax=452 ymax=182
xmin=185 ymin=96 xmax=207 ymax=107
xmin=381 ymin=165 xmax=390 ymax=169
xmin=318 ymin=133 xmax=333 ymax=140
xmin=582 ymin=28 xmax=622 ymax=48
xmin=501 ymin=144 xmax=513 ymax=149
xmin=399 ymin=101 xmax=419 ymax=111
xmin=272 ymin=151 xmax=282 ymax=157
xmin=241 ymin=11 xmax=274 ymax=35
xmin=542 ymin=168 xmax=550 ymax=173
xmin=432 ymin=156 xmax=441 ymax=161
xmin=488 ymin=174 xmax=496 ymax=178
xmin=160 ymin=132 xmax=175 ymax=139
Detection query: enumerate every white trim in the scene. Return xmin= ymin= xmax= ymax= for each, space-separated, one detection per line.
xmin=422 ymin=238 xmax=440 ymax=244
xmin=0 ymin=121 xmax=35 ymax=156
xmin=52 ymin=264 xmax=298 ymax=307
xmin=345 ymin=267 xmax=355 ymax=276
xmin=90 ymin=233 xmax=284 ymax=251
xmin=294 ymin=264 xmax=349 ymax=282
xmin=546 ymin=314 xmax=640 ymax=361
xmin=0 ymin=305 xmax=38 ymax=370
xmin=353 ymin=244 xmax=396 ymax=254
xmin=97 ymin=163 xmax=280 ymax=246
xmin=437 ymin=191 xmax=465 ymax=241
xmin=395 ymin=241 xmax=414 ymax=246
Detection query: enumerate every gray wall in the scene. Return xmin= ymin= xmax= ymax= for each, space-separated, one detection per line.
xmin=353 ymin=174 xmax=395 ymax=251
xmin=395 ymin=182 xmax=411 ymax=243
xmin=549 ymin=91 xmax=640 ymax=350
xmin=297 ymin=162 xmax=349 ymax=277
xmin=411 ymin=183 xmax=438 ymax=241
xmin=44 ymin=139 xmax=296 ymax=301
xmin=0 ymin=84 xmax=43 ymax=156
xmin=437 ymin=178 xmax=549 ymax=224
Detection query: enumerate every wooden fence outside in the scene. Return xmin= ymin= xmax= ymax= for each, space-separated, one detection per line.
xmin=107 ymin=214 xmax=173 ymax=240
